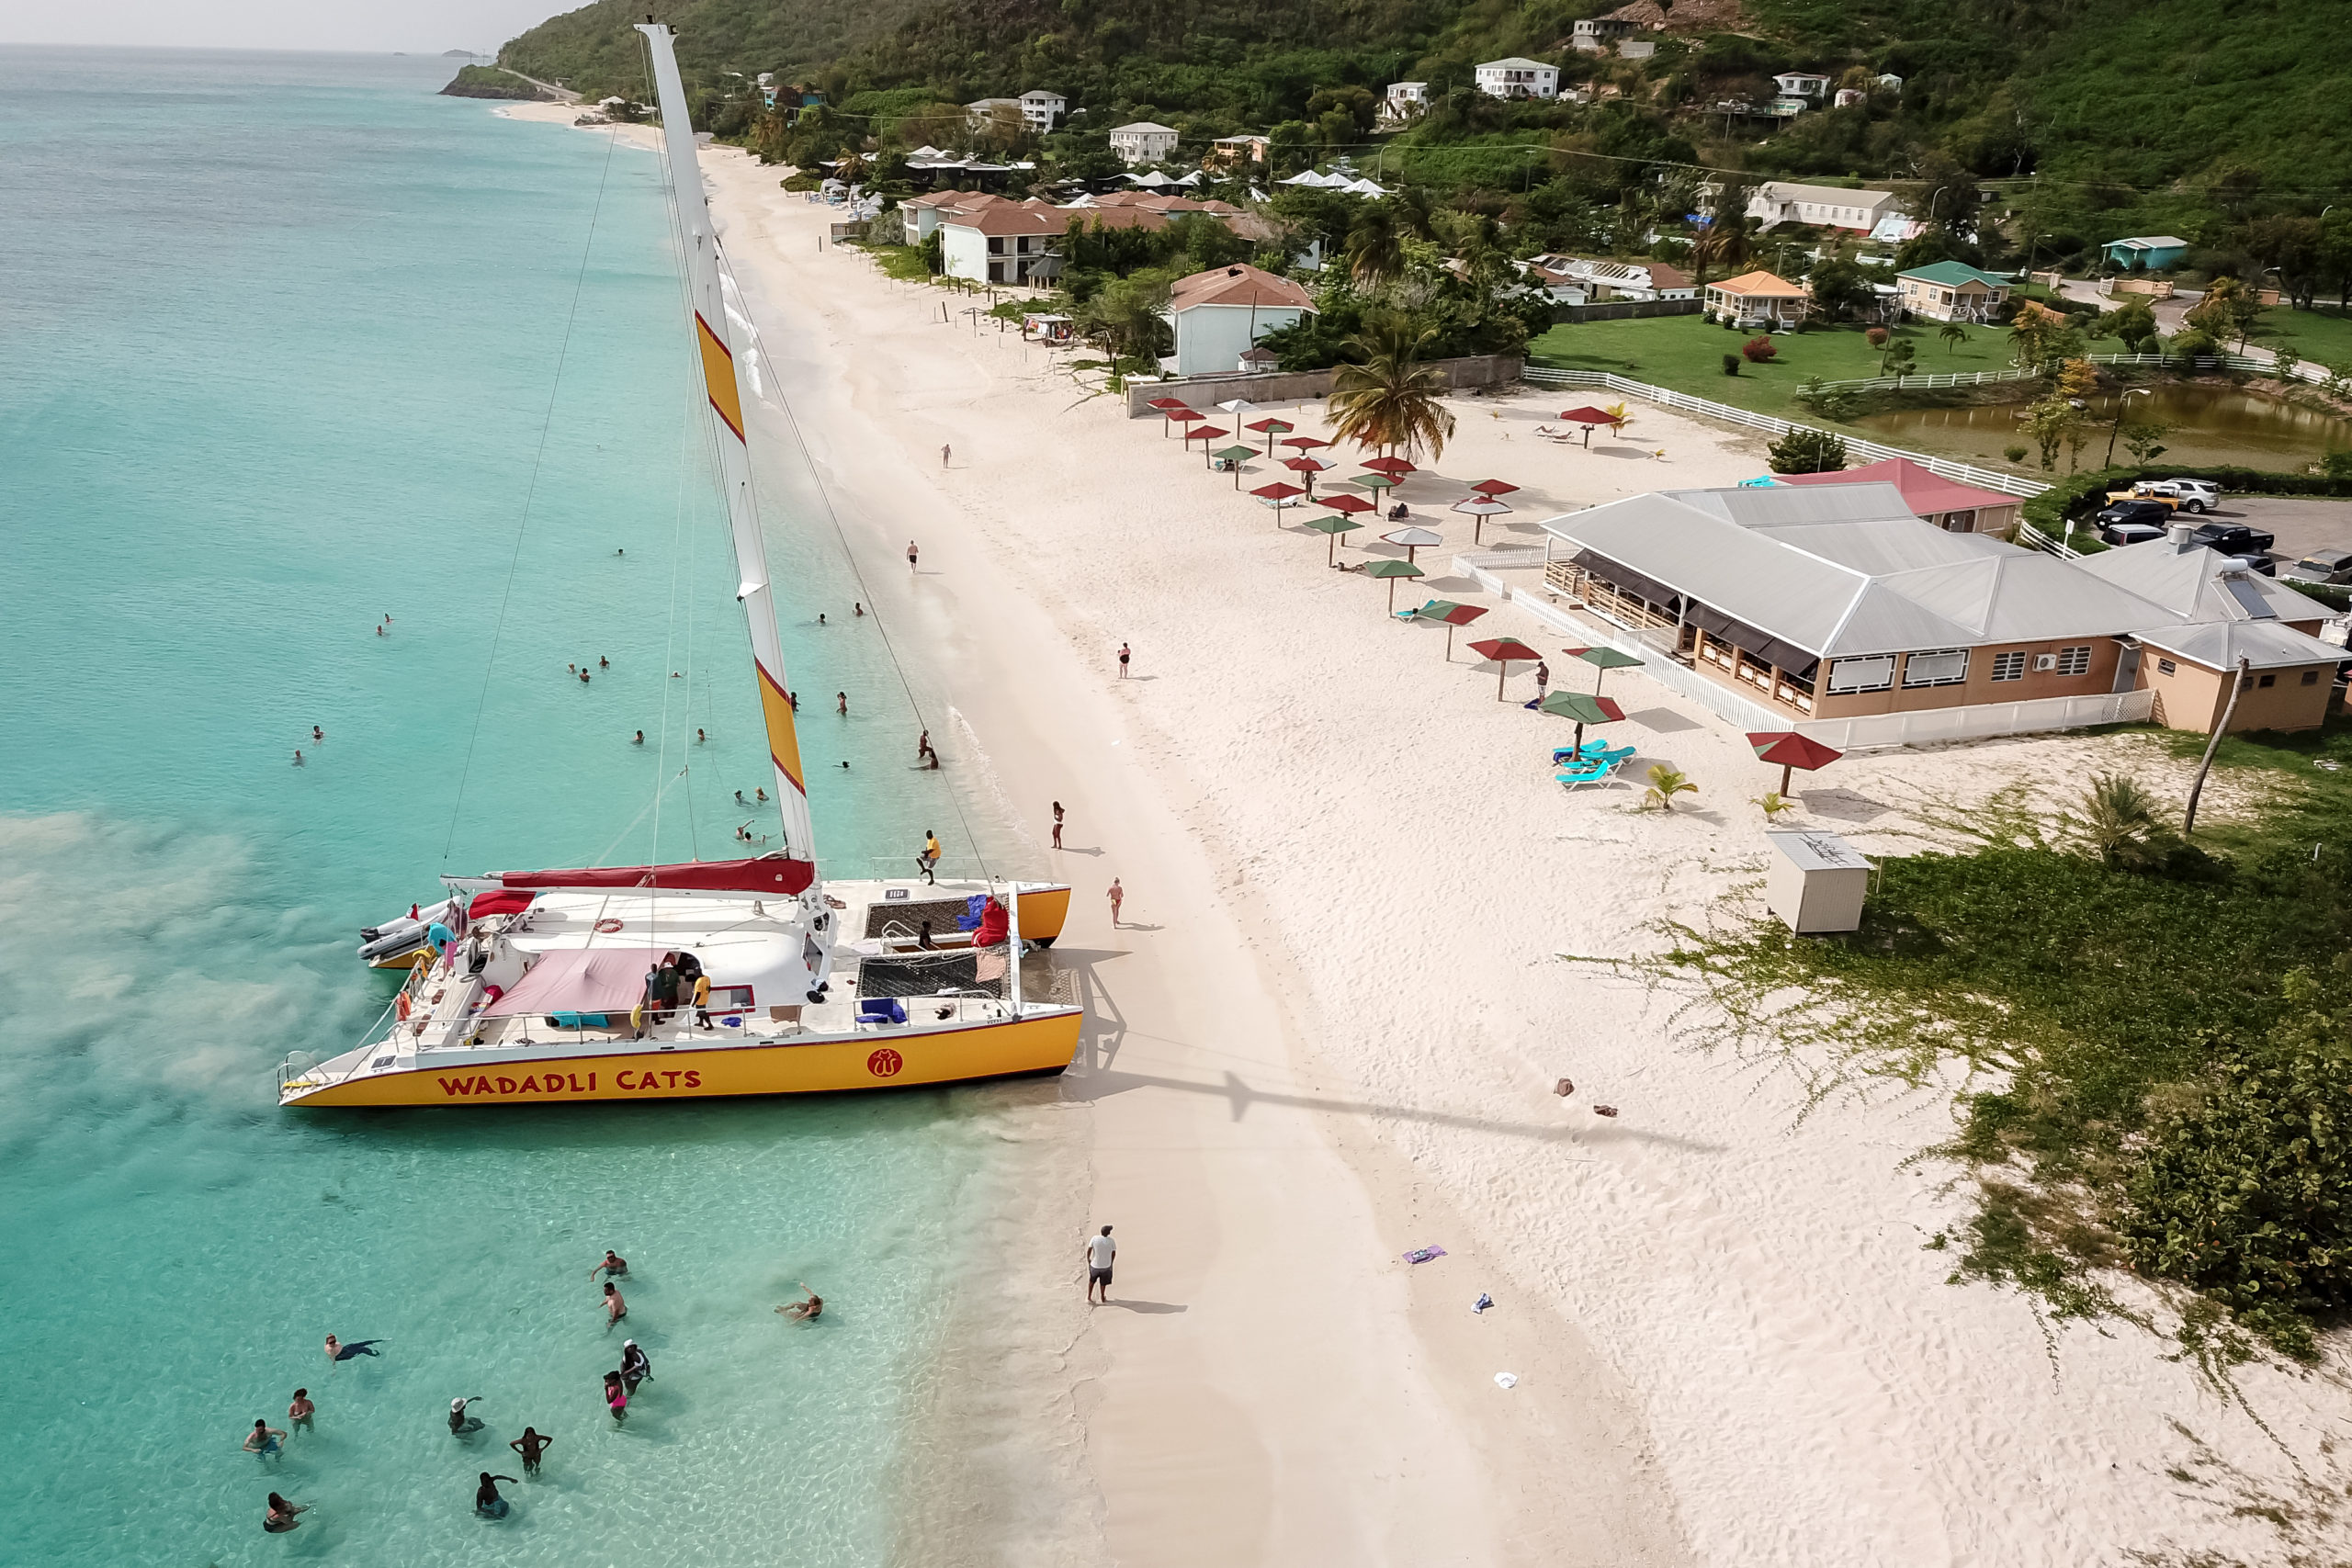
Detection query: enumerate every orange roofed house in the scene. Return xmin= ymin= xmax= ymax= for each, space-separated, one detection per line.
xmin=1703 ymin=269 xmax=1809 ymax=329
xmin=1159 ymin=264 xmax=1317 ymax=375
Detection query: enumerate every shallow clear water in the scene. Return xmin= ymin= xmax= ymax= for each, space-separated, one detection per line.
xmin=0 ymin=45 xmax=1028 ymax=1564
xmin=1855 ymin=382 xmax=2352 ymax=470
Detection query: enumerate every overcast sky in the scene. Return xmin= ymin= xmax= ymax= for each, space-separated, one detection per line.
xmin=0 ymin=0 xmax=569 ymax=53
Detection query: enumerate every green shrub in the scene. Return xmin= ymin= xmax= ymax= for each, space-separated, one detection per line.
xmin=1768 ymin=428 xmax=1847 ymax=472
xmin=2005 ymin=444 xmax=2030 ymax=464
xmin=1722 ymin=352 xmax=1740 ymax=376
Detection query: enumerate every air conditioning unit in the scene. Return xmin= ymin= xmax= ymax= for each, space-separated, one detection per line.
xmin=2033 ymin=654 xmax=2057 ymax=671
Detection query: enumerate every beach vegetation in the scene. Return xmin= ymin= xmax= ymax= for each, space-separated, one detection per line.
xmin=1753 ymin=791 xmax=1797 ymax=820
xmin=1641 ymin=764 xmax=1697 ymax=811
xmin=1326 ymin=311 xmax=1457 ymax=460
xmin=1767 ymin=428 xmax=1847 ymax=474
xmin=1641 ymin=721 xmax=2352 ymax=1359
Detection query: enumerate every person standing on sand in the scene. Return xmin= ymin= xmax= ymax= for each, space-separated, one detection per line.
xmin=1051 ymin=801 xmax=1064 ymax=850
xmin=1084 ymin=1225 xmax=1115 ymax=1303
xmin=907 ymin=540 xmax=919 ymax=572
xmin=1106 ymin=878 xmax=1124 ymax=927
xmin=1534 ymin=660 xmax=1549 ymax=700
xmin=941 ymin=444 xmax=951 ymax=469
xmin=1117 ymin=642 xmax=1131 ymax=678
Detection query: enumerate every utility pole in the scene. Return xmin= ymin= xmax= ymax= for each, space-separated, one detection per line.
xmin=2182 ymin=655 xmax=2251 ymax=836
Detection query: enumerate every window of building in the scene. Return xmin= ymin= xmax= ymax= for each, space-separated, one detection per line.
xmin=2304 ymin=670 xmax=2323 ymax=685
xmin=1826 ymin=655 xmax=1894 ymax=694
xmin=1990 ymin=650 xmax=2026 ymax=681
xmin=1902 ymin=649 xmax=1969 ymax=687
xmin=2258 ymin=672 xmax=2277 ymax=687
xmin=2054 ymin=645 xmax=2093 ymax=677
xmin=2157 ymin=658 xmax=2177 ymax=675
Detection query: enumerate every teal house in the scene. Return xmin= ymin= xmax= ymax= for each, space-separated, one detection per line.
xmin=2102 ymin=235 xmax=2188 ymax=271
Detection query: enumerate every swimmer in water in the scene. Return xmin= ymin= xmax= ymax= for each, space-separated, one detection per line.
xmin=311 ymin=726 xmax=322 ymax=742
xmin=511 ymin=1427 xmax=553 ymax=1473
xmin=323 ymin=1335 xmax=382 ymax=1362
xmin=448 ymin=1396 xmax=485 ymax=1437
xmin=696 ymin=728 xmax=706 ymax=743
xmin=580 ymin=670 xmax=590 ymax=683
xmin=854 ymin=602 xmax=865 ymax=617
xmin=776 ymin=1284 xmax=823 ymax=1322
xmin=590 ymin=1249 xmax=628 ymax=1280
xmin=288 ymin=1390 xmax=314 ymax=1430
xmin=291 ymin=750 xmax=302 ymax=766
xmin=264 ymin=1493 xmax=308 ymax=1533
xmin=602 ymin=1280 xmax=628 ymax=1327
xmin=603 ymin=1371 xmax=628 ymax=1423
xmin=243 ymin=1418 xmax=288 ymax=1458
xmin=836 ymin=691 xmax=848 ymax=716
xmin=757 ymin=786 xmax=768 ymax=803
xmin=475 ymin=1472 xmax=518 ymax=1518
xmin=377 ymin=624 xmax=385 ymax=636
xmin=819 ymin=612 xmax=827 ymax=626
xmin=620 ymin=1338 xmax=652 ymax=1393
xmin=632 ymin=731 xmax=644 ymax=745
xmin=599 ymin=656 xmax=608 ymax=668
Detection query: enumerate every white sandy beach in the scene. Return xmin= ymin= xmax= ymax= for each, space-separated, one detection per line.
xmin=503 ymin=103 xmax=2352 ymax=1566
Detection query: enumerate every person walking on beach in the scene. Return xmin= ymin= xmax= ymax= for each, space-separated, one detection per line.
xmin=1084 ymin=1225 xmax=1115 ymax=1303
xmin=323 ymin=1335 xmax=381 ymax=1363
xmin=1117 ymin=642 xmax=1131 ymax=679
xmin=941 ymin=443 xmax=951 ymax=469
xmin=907 ymin=540 xmax=919 ymax=572
xmin=1534 ymin=660 xmax=1549 ymax=700
xmin=243 ymin=1419 xmax=288 ymax=1459
xmin=918 ymin=830 xmax=942 ymax=886
xmin=1106 ymin=878 xmax=1124 ymax=928
xmin=602 ymin=1280 xmax=628 ymax=1328
xmin=1051 ymin=801 xmax=1064 ymax=850
xmin=288 ymin=1390 xmax=314 ymax=1432
xmin=511 ymin=1427 xmax=554 ymax=1474
xmin=264 ymin=1494 xmax=308 ymax=1533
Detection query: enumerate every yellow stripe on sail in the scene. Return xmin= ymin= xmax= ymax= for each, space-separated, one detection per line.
xmin=695 ymin=311 xmax=746 ymax=443
xmin=756 ymin=662 xmax=808 ymax=795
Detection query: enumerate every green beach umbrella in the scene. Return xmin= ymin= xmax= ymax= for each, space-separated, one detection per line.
xmin=1408 ymin=599 xmax=1489 ymax=656
xmin=1539 ymin=689 xmax=1626 ymax=750
xmin=1363 ymin=556 xmax=1425 ymax=611
xmin=1246 ymin=416 xmax=1295 ymax=455
xmin=1301 ymin=514 xmax=1363 ymax=565
xmin=1212 ymin=445 xmax=1259 ymax=488
xmin=1569 ymin=645 xmax=1645 ymax=697
xmin=1351 ymin=472 xmax=1399 ymax=493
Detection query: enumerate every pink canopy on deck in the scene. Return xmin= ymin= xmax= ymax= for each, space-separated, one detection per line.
xmin=495 ymin=947 xmax=666 ymax=1018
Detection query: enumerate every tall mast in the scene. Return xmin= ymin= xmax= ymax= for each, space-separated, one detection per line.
xmin=638 ymin=22 xmax=817 ymax=865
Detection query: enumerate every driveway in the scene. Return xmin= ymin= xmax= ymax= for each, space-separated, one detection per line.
xmin=2228 ymin=495 xmax=2352 ymax=567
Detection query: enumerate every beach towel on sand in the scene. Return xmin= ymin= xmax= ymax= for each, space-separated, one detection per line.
xmin=1402 ymin=1246 xmax=1446 ymax=1266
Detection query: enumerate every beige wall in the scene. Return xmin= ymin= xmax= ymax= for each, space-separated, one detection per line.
xmin=2142 ymin=654 xmax=2335 ymax=732
xmin=1806 ymin=638 xmax=2126 ymax=719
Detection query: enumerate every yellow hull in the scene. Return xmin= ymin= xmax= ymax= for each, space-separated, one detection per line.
xmin=1014 ymin=885 xmax=1069 ymax=943
xmin=282 ymin=1010 xmax=1081 ymax=1108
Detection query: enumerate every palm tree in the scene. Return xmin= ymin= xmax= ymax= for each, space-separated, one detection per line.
xmin=1643 ymin=764 xmax=1698 ymax=811
xmin=1600 ymin=400 xmax=1633 ymax=437
xmin=1939 ymin=321 xmax=1969 ymax=355
xmin=1345 ymin=207 xmax=1404 ymax=288
xmin=2078 ymin=773 xmax=2158 ymax=867
xmin=1328 ymin=313 xmax=1458 ymax=460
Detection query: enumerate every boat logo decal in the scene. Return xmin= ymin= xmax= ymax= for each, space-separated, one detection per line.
xmin=866 ymin=1048 xmax=904 ymax=1078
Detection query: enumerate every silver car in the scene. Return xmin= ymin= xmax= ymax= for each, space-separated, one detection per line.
xmin=2285 ymin=547 xmax=2352 ymax=585
xmin=2135 ymin=478 xmax=2222 ymax=513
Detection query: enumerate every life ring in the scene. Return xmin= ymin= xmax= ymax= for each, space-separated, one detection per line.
xmin=594 ymin=918 xmax=624 ymax=933
xmin=396 ymin=992 xmax=413 ymax=1021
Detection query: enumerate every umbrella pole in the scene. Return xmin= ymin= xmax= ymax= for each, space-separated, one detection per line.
xmin=1497 ymin=663 xmax=1506 ymax=701
xmin=1328 ymin=535 xmax=1336 ymax=567
xmin=1446 ymin=625 xmax=1455 ymax=660
xmin=1387 ymin=579 xmax=1398 ymax=612
xmin=1781 ymin=762 xmax=1793 ymax=795
xmin=1575 ymin=720 xmax=1587 ymax=749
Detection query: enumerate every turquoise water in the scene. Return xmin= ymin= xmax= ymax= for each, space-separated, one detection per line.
xmin=0 ymin=46 xmax=1026 ymax=1564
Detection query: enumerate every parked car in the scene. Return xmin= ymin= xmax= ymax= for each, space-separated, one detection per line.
xmin=2231 ymin=553 xmax=2278 ymax=577
xmin=2094 ymin=498 xmax=2177 ymax=540
xmin=2098 ymin=518 xmax=2169 ymax=547
xmin=2108 ymin=488 xmax=2176 ymax=510
xmin=2285 ymin=547 xmax=2352 ymax=585
xmin=2188 ymin=521 xmax=2276 ymax=556
xmin=2136 ymin=478 xmax=2222 ymax=513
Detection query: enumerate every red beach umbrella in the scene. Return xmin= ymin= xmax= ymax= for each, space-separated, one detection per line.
xmin=1747 ymin=730 xmax=1844 ymax=795
xmin=1558 ymin=407 xmax=1614 ymax=423
xmin=1362 ymin=455 xmax=1415 ymax=476
xmin=1282 ymin=434 xmax=1329 ymax=452
xmin=1469 ymin=636 xmax=1544 ymax=700
xmin=1282 ymin=454 xmax=1331 ymax=496
xmin=1247 ymin=416 xmax=1296 ymax=455
xmin=1410 ymin=600 xmax=1489 ymax=657
xmin=1146 ymin=397 xmax=1190 ymax=409
xmin=1184 ymin=423 xmax=1228 ymax=446
xmin=1469 ymin=479 xmax=1520 ymax=496
xmin=1250 ymin=480 xmax=1307 ymax=509
xmin=1164 ymin=408 xmax=1205 ymax=439
xmin=1322 ymin=493 xmax=1375 ymax=516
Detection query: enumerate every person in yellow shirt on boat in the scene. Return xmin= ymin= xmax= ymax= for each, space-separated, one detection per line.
xmin=918 ymin=831 xmax=942 ymax=886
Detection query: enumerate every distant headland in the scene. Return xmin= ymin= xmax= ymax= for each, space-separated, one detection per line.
xmin=439 ymin=63 xmax=555 ymax=102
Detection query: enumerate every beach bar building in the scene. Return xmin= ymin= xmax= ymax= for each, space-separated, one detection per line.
xmin=1540 ymin=485 xmax=2345 ymax=739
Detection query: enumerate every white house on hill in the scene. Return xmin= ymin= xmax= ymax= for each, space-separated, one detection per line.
xmin=1160 ymin=264 xmax=1316 ymax=376
xmin=1476 ymin=58 xmax=1559 ymax=99
xmin=1381 ymin=82 xmax=1430 ymax=123
xmin=1107 ymin=121 xmax=1181 ymax=165
xmin=1019 ymin=89 xmax=1065 ymax=130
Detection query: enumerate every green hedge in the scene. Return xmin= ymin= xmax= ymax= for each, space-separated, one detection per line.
xmin=2021 ymin=464 xmax=2352 ymax=536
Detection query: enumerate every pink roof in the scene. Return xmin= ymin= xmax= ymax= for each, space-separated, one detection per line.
xmin=494 ymin=947 xmax=667 ymax=1019
xmin=1777 ymin=457 xmax=2021 ymax=514
xmin=1170 ymin=263 xmax=1315 ymax=312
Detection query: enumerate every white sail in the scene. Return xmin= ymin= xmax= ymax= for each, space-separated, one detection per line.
xmin=637 ymin=22 xmax=817 ymax=864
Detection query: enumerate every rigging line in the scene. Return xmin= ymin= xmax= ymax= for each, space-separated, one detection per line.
xmin=716 ymin=238 xmax=996 ymax=881
xmin=587 ymin=764 xmax=691 ymax=870
xmin=440 ymin=121 xmax=625 ymax=864
xmin=650 ymin=390 xmax=692 ymax=874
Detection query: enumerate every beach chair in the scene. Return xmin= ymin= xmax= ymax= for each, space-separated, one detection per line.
xmin=1555 ymin=756 xmax=1625 ymax=791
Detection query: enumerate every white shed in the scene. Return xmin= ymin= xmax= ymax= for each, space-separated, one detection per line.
xmin=1763 ymin=829 xmax=1871 ymax=934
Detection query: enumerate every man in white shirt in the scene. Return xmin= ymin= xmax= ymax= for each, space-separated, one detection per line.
xmin=1085 ymin=1224 xmax=1115 ymax=1303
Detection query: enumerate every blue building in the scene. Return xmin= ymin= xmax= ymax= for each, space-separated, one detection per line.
xmin=2102 ymin=235 xmax=2189 ymax=271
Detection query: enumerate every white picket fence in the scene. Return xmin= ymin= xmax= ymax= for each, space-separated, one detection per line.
xmin=1518 ymin=366 xmax=2048 ymax=499
xmin=1804 ymin=351 xmax=2332 ymax=395
xmin=1793 ymin=690 xmax=2154 ymax=752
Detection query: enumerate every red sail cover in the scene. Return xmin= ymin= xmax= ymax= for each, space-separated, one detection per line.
xmin=497 ymin=854 xmax=817 ymax=895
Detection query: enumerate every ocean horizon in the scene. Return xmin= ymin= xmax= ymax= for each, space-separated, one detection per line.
xmin=0 ymin=44 xmax=1046 ymax=1565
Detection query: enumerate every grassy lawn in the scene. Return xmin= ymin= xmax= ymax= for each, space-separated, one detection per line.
xmin=1655 ymin=717 xmax=2352 ymax=1359
xmin=1525 ymin=315 xmax=2024 ymax=419
xmin=2255 ymin=305 xmax=2352 ymax=368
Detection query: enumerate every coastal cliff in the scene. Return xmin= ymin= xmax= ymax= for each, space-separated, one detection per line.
xmin=439 ymin=64 xmax=553 ymax=101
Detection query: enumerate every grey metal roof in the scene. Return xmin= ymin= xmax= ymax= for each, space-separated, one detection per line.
xmin=2075 ymin=540 xmax=2324 ymax=624
xmin=1543 ymin=488 xmax=2189 ymax=659
xmin=2133 ymin=619 xmax=2344 ymax=671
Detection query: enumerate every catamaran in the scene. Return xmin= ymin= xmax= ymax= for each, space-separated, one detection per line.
xmin=277 ymin=25 xmax=1080 ymax=1108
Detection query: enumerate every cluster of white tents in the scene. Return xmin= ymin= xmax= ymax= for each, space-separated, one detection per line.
xmin=1279 ymin=169 xmax=1389 ymax=197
